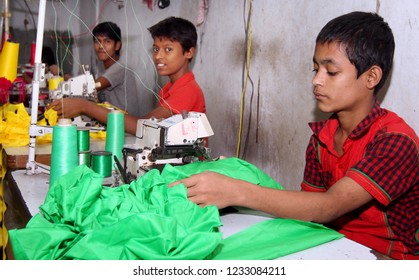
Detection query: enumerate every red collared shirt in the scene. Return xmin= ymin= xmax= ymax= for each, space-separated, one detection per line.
xmin=158 ymin=71 xmax=206 ymax=114
xmin=301 ymin=102 xmax=419 ymax=259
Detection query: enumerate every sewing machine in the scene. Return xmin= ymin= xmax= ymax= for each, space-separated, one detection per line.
xmin=48 ymin=64 xmax=105 ymax=128
xmin=121 ymin=111 xmax=214 ymax=183
xmin=48 ymin=65 xmax=97 ymax=100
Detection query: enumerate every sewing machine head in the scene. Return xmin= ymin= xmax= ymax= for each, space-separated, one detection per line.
xmin=47 ymin=64 xmax=104 ymax=128
xmin=48 ymin=65 xmax=97 ymax=101
xmin=121 ymin=111 xmax=214 ymax=182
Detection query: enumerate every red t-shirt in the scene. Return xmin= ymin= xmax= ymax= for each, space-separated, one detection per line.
xmin=302 ymin=102 xmax=419 ymax=259
xmin=158 ymin=71 xmax=206 ymax=114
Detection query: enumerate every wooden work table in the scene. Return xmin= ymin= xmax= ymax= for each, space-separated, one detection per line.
xmin=3 ymin=143 xmax=50 ymax=170
xmin=2 ymin=138 xmax=108 ymax=170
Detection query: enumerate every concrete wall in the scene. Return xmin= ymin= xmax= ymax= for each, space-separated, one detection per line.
xmin=9 ymin=0 xmax=419 ymax=190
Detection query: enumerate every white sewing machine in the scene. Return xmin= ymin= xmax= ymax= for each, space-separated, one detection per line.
xmin=48 ymin=64 xmax=105 ymax=128
xmin=49 ymin=65 xmax=97 ymax=100
xmin=121 ymin=111 xmax=214 ymax=182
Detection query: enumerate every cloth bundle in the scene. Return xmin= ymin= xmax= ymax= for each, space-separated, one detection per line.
xmin=1 ymin=146 xmax=8 ymax=259
xmin=0 ymin=103 xmax=106 ymax=148
xmin=8 ymin=158 xmax=343 ymax=259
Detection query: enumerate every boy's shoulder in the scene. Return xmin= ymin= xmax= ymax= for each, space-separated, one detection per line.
xmin=378 ymin=108 xmax=418 ymax=140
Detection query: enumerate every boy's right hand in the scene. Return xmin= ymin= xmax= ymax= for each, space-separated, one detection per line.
xmin=47 ymin=98 xmax=86 ymax=118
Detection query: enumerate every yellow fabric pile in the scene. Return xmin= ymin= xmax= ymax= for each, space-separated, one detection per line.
xmin=0 ymin=103 xmax=31 ymax=147
xmin=1 ymin=145 xmax=7 ymax=259
xmin=0 ymin=103 xmax=106 ymax=147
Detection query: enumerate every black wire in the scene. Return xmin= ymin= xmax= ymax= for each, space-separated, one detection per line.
xmin=23 ymin=0 xmax=37 ymax=28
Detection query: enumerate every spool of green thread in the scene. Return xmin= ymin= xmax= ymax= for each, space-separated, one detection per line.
xmin=50 ymin=119 xmax=78 ymax=186
xmin=79 ymin=151 xmax=91 ymax=167
xmin=105 ymin=110 xmax=125 ymax=170
xmin=91 ymin=151 xmax=112 ymax=177
xmin=77 ymin=128 xmax=90 ymax=152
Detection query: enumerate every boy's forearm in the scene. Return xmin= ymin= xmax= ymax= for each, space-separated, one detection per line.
xmin=83 ymin=101 xmax=111 ymax=124
xmin=235 ymin=182 xmax=330 ymax=223
xmin=79 ymin=101 xmax=138 ymax=135
xmin=124 ymin=114 xmax=139 ymax=135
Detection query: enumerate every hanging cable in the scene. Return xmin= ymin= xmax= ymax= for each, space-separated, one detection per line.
xmin=23 ymin=0 xmax=37 ymax=28
xmin=236 ymin=0 xmax=253 ymax=158
xmin=27 ymin=0 xmax=162 ymax=113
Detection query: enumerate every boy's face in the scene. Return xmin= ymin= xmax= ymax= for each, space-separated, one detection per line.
xmin=152 ymin=37 xmax=194 ymax=82
xmin=312 ymin=42 xmax=373 ymax=114
xmin=93 ymin=34 xmax=121 ymax=62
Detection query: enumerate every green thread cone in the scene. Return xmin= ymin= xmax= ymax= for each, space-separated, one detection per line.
xmin=50 ymin=119 xmax=78 ymax=186
xmin=91 ymin=151 xmax=112 ymax=177
xmin=77 ymin=128 xmax=90 ymax=152
xmin=105 ymin=111 xmax=125 ymax=170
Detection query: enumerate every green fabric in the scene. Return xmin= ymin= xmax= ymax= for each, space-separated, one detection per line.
xmin=209 ymin=218 xmax=343 ymax=260
xmin=8 ymin=157 xmax=343 ymax=260
xmin=161 ymin=158 xmax=285 ymax=190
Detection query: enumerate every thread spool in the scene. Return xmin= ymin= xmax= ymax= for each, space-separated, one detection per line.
xmin=0 ymin=41 xmax=19 ymax=82
xmin=49 ymin=119 xmax=78 ymax=186
xmin=30 ymin=42 xmax=36 ymax=65
xmin=77 ymin=128 xmax=90 ymax=152
xmin=48 ymin=76 xmax=64 ymax=91
xmin=105 ymin=110 xmax=125 ymax=170
xmin=91 ymin=151 xmax=112 ymax=177
xmin=79 ymin=151 xmax=91 ymax=167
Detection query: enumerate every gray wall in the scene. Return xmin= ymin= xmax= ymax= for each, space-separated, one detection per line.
xmin=9 ymin=0 xmax=419 ymax=190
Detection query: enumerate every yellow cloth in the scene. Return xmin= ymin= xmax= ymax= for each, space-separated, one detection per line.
xmin=0 ymin=103 xmax=30 ymax=147
xmin=1 ymin=180 xmax=6 ymax=260
xmin=0 ymin=103 xmax=106 ymax=147
xmin=1 ymin=145 xmax=8 ymax=260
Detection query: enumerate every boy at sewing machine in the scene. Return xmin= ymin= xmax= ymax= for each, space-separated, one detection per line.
xmin=170 ymin=12 xmax=419 ymax=260
xmin=47 ymin=21 xmax=140 ymax=118
xmin=90 ymin=21 xmax=141 ymax=116
xmin=48 ymin=17 xmax=206 ymax=135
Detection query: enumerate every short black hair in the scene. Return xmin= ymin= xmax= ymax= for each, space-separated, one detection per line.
xmin=148 ymin=17 xmax=197 ymax=56
xmin=92 ymin=21 xmax=122 ymax=55
xmin=42 ymin=46 xmax=55 ymax=66
xmin=316 ymin=11 xmax=395 ymax=94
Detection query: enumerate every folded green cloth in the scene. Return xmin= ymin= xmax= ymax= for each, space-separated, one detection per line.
xmin=9 ymin=158 xmax=342 ymax=260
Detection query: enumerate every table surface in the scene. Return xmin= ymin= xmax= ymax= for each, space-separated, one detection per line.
xmin=10 ymin=169 xmax=378 ymax=260
xmin=3 ymin=137 xmax=112 ymax=170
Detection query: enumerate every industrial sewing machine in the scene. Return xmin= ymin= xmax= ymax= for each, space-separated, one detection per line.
xmin=120 ymin=111 xmax=214 ymax=183
xmin=48 ymin=65 xmax=97 ymax=101
xmin=48 ymin=64 xmax=105 ymax=128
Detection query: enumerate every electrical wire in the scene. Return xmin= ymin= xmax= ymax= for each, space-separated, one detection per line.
xmin=51 ymin=0 xmax=64 ymax=74
xmin=19 ymin=0 xmax=171 ymax=115
xmin=55 ymin=0 xmax=159 ymax=96
xmin=241 ymin=68 xmax=254 ymax=160
xmin=236 ymin=0 xmax=253 ymax=158
xmin=241 ymin=0 xmax=256 ymax=159
xmin=122 ymin=0 xmax=130 ymax=112
xmin=129 ymin=0 xmax=161 ymax=96
xmin=23 ymin=0 xmax=37 ymax=28
xmin=44 ymin=0 xmax=112 ymax=39
xmin=62 ymin=0 xmax=78 ymax=73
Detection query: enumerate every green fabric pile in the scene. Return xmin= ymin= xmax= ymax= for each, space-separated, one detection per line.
xmin=8 ymin=158 xmax=343 ymax=259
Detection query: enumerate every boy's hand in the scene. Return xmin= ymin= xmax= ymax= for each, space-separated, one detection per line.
xmin=48 ymin=64 xmax=59 ymax=76
xmin=47 ymin=98 xmax=86 ymax=118
xmin=169 ymin=171 xmax=239 ymax=209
